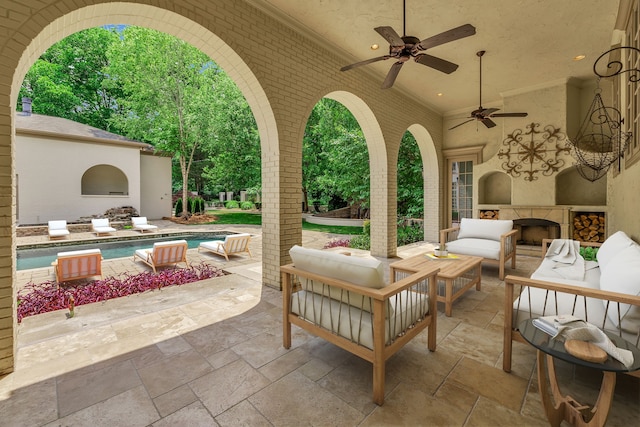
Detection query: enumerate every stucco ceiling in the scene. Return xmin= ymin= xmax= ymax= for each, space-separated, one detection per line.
xmin=254 ymin=0 xmax=622 ymax=116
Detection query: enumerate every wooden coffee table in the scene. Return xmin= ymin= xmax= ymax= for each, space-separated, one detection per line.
xmin=390 ymin=252 xmax=482 ymax=316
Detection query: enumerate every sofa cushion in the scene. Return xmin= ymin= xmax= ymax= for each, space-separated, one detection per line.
xmin=456 ymin=218 xmax=513 ymax=242
xmin=289 ymin=245 xmax=385 ymax=288
xmin=446 ymin=238 xmax=501 ymax=260
xmin=599 ymin=244 xmax=640 ymax=332
xmin=597 ymin=231 xmax=637 ymax=269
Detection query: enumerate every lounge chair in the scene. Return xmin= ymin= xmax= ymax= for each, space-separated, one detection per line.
xmin=133 ymin=240 xmax=189 ymax=272
xmin=91 ymin=218 xmax=116 ymax=236
xmin=198 ymin=233 xmax=251 ymax=261
xmin=131 ymin=216 xmax=158 ymax=233
xmin=53 ymin=248 xmax=102 ymax=282
xmin=48 ymin=220 xmax=70 ymax=240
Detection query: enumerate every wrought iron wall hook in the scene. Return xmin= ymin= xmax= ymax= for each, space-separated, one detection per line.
xmin=593 ymin=46 xmax=640 ymax=82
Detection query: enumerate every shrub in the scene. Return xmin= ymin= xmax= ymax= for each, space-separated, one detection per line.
xmin=323 ymin=238 xmax=350 ymax=249
xmin=16 ymin=263 xmax=225 ymax=322
xmin=225 ymin=200 xmax=239 ymax=209
xmin=174 ymin=198 xmax=183 ymax=216
xmin=240 ymin=201 xmax=255 ymax=210
xmin=397 ymin=224 xmax=424 ymax=246
xmin=363 ymin=220 xmax=371 ymax=236
xmin=349 ymin=234 xmax=371 ymax=250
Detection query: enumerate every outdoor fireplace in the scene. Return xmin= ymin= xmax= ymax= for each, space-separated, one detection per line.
xmin=513 ymin=218 xmax=561 ymax=245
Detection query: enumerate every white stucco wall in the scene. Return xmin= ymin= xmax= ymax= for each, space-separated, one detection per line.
xmin=140 ymin=153 xmax=172 ymax=220
xmin=16 ymin=133 xmax=142 ymax=224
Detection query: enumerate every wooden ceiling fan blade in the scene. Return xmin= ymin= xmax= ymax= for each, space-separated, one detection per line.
xmin=381 ymin=62 xmax=403 ymax=89
xmin=418 ymin=24 xmax=476 ymax=50
xmin=340 ymin=55 xmax=392 ymax=72
xmin=482 ymin=118 xmax=497 ymax=128
xmin=415 ymin=54 xmax=458 ymax=74
xmin=448 ymin=118 xmax=474 ymax=130
xmin=490 ymin=112 xmax=529 ymax=117
xmin=374 ymin=26 xmax=405 ymax=47
xmin=480 ymin=108 xmax=500 ymax=116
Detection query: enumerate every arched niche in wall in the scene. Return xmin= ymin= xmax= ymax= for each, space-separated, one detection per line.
xmin=81 ymin=165 xmax=129 ymax=196
xmin=478 ymin=171 xmax=511 ymax=205
xmin=556 ymin=166 xmax=606 ymax=205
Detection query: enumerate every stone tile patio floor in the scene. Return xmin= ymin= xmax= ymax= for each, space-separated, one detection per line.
xmin=2 ymin=222 xmax=639 ymax=426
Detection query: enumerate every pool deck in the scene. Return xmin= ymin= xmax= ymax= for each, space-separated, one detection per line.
xmin=4 ymin=223 xmax=639 ymax=426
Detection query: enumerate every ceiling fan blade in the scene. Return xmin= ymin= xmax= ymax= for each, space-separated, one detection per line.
xmin=414 ymin=54 xmax=458 ymax=74
xmin=490 ymin=112 xmax=529 ymax=118
xmin=448 ymin=118 xmax=474 ymax=130
xmin=340 ymin=55 xmax=392 ymax=71
xmin=418 ymin=24 xmax=476 ymax=50
xmin=482 ymin=118 xmax=497 ymax=128
xmin=480 ymin=108 xmax=500 ymax=116
xmin=374 ymin=26 xmax=404 ymax=47
xmin=381 ymin=62 xmax=403 ymax=89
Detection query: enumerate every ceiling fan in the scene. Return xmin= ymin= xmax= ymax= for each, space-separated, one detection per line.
xmin=340 ymin=0 xmax=475 ymax=89
xmin=449 ymin=50 xmax=528 ymax=130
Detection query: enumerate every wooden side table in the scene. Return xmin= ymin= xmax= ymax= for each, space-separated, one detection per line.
xmin=390 ymin=252 xmax=482 ymax=316
xmin=519 ymin=319 xmax=640 ymax=427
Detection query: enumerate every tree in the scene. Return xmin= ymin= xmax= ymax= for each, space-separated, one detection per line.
xmin=303 ymin=98 xmax=370 ymax=214
xmin=106 ymin=27 xmax=221 ymax=217
xmin=397 ymin=132 xmax=424 ymax=217
xmin=18 ymin=27 xmax=122 ymax=131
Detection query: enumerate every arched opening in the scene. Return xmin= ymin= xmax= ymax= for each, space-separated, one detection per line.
xmin=82 ymin=165 xmax=128 ymax=195
xmin=478 ymin=171 xmax=512 ymax=205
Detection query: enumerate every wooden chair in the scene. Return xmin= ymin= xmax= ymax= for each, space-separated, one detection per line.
xmin=198 ymin=233 xmax=251 ymax=261
xmin=53 ymin=248 xmax=102 ymax=283
xmin=91 ymin=218 xmax=116 ymax=236
xmin=131 ymin=216 xmax=158 ymax=233
xmin=48 ymin=220 xmax=70 ymax=240
xmin=133 ymin=240 xmax=188 ymax=272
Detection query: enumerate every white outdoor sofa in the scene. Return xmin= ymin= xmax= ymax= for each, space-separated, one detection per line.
xmin=48 ymin=220 xmax=70 ymax=240
xmin=131 ymin=216 xmax=158 ymax=233
xmin=440 ymin=218 xmax=517 ymax=280
xmin=281 ymin=245 xmax=439 ymax=405
xmin=503 ymin=231 xmax=640 ymax=378
xmin=91 ymin=218 xmax=116 ymax=236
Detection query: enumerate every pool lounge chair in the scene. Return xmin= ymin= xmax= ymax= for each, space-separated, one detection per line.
xmin=133 ymin=240 xmax=189 ymax=272
xmin=48 ymin=220 xmax=70 ymax=240
xmin=91 ymin=218 xmax=116 ymax=236
xmin=131 ymin=216 xmax=158 ymax=233
xmin=53 ymin=248 xmax=102 ymax=283
xmin=198 ymin=233 xmax=252 ymax=261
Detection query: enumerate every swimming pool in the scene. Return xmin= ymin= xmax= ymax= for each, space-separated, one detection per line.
xmin=17 ymin=232 xmax=229 ymax=271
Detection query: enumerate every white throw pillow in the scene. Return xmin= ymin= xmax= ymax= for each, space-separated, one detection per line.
xmin=599 ymin=244 xmax=640 ymax=332
xmin=456 ymin=218 xmax=513 ymax=242
xmin=597 ymin=231 xmax=636 ymax=269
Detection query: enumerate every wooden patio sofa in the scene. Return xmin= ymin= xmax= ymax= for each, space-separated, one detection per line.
xmin=53 ymin=248 xmax=102 ymax=283
xmin=133 ymin=239 xmax=189 ymax=272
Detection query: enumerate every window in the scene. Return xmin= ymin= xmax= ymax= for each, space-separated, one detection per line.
xmin=623 ymin=1 xmax=640 ymax=167
xmin=81 ymin=165 xmax=129 ymax=195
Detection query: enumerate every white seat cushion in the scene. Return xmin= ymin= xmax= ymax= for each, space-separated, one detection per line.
xmin=49 ymin=229 xmax=70 ymax=237
xmin=597 ymin=230 xmax=638 ymax=269
xmin=446 ymin=238 xmax=501 ymax=260
xmin=199 ymin=241 xmax=224 ymax=253
xmin=599 ymin=244 xmax=640 ymax=332
xmin=456 ymin=218 xmax=513 ymax=241
xmin=58 ymin=248 xmax=101 ymax=257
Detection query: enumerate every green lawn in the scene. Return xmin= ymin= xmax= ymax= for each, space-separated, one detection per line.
xmin=205 ymin=209 xmax=362 ymax=235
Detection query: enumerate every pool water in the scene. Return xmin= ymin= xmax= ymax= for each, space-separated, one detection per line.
xmin=17 ymin=233 xmax=227 ymax=271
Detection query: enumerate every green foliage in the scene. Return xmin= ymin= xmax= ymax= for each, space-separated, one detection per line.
xmin=397 ymin=224 xmax=424 ymax=246
xmin=579 ymin=246 xmax=599 ymax=261
xmin=225 ymin=200 xmax=239 ymax=209
xmin=349 ymin=234 xmax=371 ymax=250
xmin=18 ymin=27 xmax=122 ymax=131
xmin=174 ymin=198 xmax=183 ymax=216
xmin=363 ymin=220 xmax=371 ymax=236
xmin=240 ymin=201 xmax=255 ymax=210
xmin=205 ymin=210 xmax=261 ymax=225
xmin=397 ymin=132 xmax=424 ymax=218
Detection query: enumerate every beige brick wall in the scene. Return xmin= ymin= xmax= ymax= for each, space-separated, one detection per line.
xmin=0 ymin=0 xmax=445 ymax=374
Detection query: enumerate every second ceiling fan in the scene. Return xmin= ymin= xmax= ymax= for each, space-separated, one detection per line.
xmin=449 ymin=50 xmax=528 ymax=130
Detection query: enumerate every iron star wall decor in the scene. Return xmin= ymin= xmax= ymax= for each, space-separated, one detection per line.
xmin=497 ymin=122 xmax=571 ymax=181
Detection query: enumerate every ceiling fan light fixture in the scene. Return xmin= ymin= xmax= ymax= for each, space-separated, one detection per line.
xmin=437 ymin=92 xmax=443 ymax=96
xmin=370 ymin=43 xmax=380 ymax=50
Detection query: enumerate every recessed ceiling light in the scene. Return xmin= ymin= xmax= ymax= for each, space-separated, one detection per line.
xmin=573 ymin=55 xmax=586 ymax=61
xmin=370 ymin=44 xmax=379 ymax=50
xmin=437 ymin=93 xmax=443 ymax=97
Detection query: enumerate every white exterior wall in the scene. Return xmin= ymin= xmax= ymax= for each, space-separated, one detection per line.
xmin=140 ymin=153 xmax=172 ymax=220
xmin=16 ymin=134 xmax=142 ymax=224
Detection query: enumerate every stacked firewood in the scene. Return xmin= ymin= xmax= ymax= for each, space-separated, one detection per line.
xmin=479 ymin=210 xmax=499 ymax=219
xmin=572 ymin=213 xmax=605 ymax=242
